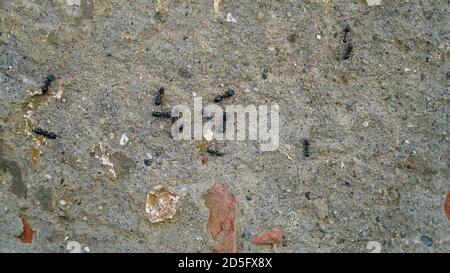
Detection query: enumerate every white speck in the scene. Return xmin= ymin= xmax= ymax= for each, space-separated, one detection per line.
xmin=66 ymin=0 xmax=81 ymax=6
xmin=119 ymin=133 xmax=129 ymax=146
xmin=404 ymin=68 xmax=411 ymax=73
xmin=60 ymin=200 xmax=67 ymax=206
xmin=83 ymin=246 xmax=90 ymax=253
xmin=192 ymin=92 xmax=197 ymax=96
xmin=407 ymin=122 xmax=413 ymax=128
xmin=363 ymin=121 xmax=369 ymax=127
xmin=404 ymin=139 xmax=410 ymax=144
xmin=226 ymin=13 xmax=237 ymax=23
xmin=366 ymin=0 xmax=382 ymax=6
xmin=316 ymin=35 xmax=322 ymax=40
xmin=82 ymin=216 xmax=88 ymax=221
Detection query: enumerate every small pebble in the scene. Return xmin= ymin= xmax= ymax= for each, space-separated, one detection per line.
xmin=420 ymin=235 xmax=433 ymax=247
xmin=178 ymin=67 xmax=192 ymax=79
xmin=226 ymin=13 xmax=237 ymax=23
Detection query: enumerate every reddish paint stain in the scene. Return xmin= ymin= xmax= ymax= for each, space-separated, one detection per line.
xmin=18 ymin=216 xmax=33 ymax=244
xmin=252 ymin=226 xmax=283 ymax=246
xmin=204 ymin=184 xmax=238 ymax=253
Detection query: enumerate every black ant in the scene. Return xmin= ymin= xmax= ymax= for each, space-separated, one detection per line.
xmin=213 ymin=89 xmax=235 ymax=103
xmin=342 ymin=24 xmax=353 ymax=60
xmin=154 ymin=87 xmax=165 ymax=105
xmin=152 ymin=111 xmax=171 ymax=118
xmin=33 ymin=127 xmax=57 ymax=139
xmin=303 ymin=139 xmax=311 ymax=157
xmin=41 ymin=75 xmax=56 ymax=94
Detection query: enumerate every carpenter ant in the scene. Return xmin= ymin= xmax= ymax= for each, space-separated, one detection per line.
xmin=152 ymin=111 xmax=171 ymax=118
xmin=41 ymin=75 xmax=56 ymax=94
xmin=207 ymin=147 xmax=224 ymax=157
xmin=213 ymin=89 xmax=235 ymax=103
xmin=303 ymin=139 xmax=311 ymax=157
xmin=33 ymin=127 xmax=57 ymax=139
xmin=342 ymin=24 xmax=353 ymax=60
xmin=154 ymin=87 xmax=165 ymax=105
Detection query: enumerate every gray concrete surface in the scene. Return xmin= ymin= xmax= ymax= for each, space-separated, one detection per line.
xmin=0 ymin=0 xmax=449 ymax=253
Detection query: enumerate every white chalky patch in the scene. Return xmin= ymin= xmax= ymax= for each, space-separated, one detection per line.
xmin=119 ymin=133 xmax=129 ymax=146
xmin=66 ymin=0 xmax=81 ymax=6
xmin=367 ymin=241 xmax=382 ymax=253
xmin=366 ymin=0 xmax=382 ymax=6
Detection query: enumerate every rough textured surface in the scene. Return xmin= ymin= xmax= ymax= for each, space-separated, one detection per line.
xmin=445 ymin=193 xmax=450 ymax=222
xmin=0 ymin=0 xmax=449 ymax=253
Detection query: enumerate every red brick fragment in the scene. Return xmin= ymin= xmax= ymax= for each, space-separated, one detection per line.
xmin=252 ymin=226 xmax=282 ymax=246
xmin=18 ymin=216 xmax=33 ymax=244
xmin=201 ymin=154 xmax=209 ymax=165
xmin=204 ymin=184 xmax=238 ymax=253
xmin=445 ymin=192 xmax=450 ymax=221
